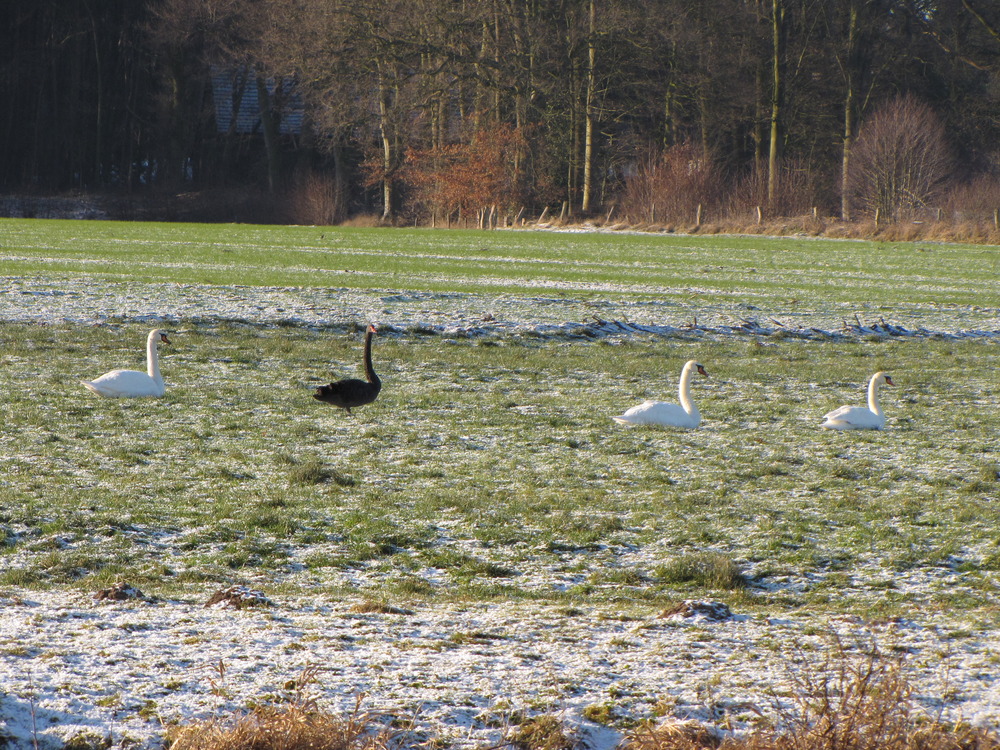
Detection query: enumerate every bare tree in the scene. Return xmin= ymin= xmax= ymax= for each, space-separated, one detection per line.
xmin=847 ymin=95 xmax=953 ymax=220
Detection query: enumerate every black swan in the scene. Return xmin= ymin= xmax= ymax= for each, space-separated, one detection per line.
xmin=313 ymin=324 xmax=382 ymax=413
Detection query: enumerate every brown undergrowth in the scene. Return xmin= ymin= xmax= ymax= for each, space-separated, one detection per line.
xmin=570 ymin=215 xmax=1000 ymax=245
xmin=166 ymin=668 xmax=403 ymax=750
xmin=166 ymin=639 xmax=1000 ymax=750
xmin=623 ymin=637 xmax=1000 ymax=750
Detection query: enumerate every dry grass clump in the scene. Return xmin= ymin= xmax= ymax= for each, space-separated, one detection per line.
xmin=168 ymin=670 xmax=401 ymax=750
xmin=654 ymin=553 xmax=746 ymax=591
xmin=623 ymin=720 xmax=723 ymax=750
xmin=288 ymin=458 xmax=357 ymax=487
xmin=506 ymin=715 xmax=576 ymax=750
xmin=625 ymin=714 xmax=1000 ymax=750
xmin=349 ymin=599 xmax=413 ymax=615
xmin=624 ymin=638 xmax=1000 ymax=750
xmin=754 ymin=638 xmax=916 ymax=750
xmin=168 ymin=703 xmax=399 ymax=750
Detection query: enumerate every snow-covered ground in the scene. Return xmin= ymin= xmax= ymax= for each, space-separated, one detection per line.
xmin=4 ymin=275 xmax=999 ymax=339
xmin=4 ymin=588 xmax=1000 ymax=749
xmin=2 ymin=275 xmax=999 ymax=748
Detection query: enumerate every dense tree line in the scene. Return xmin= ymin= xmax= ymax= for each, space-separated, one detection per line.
xmin=1 ymin=0 xmax=998 ymax=225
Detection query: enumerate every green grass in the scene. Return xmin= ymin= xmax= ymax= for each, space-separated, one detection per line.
xmin=0 ymin=219 xmax=998 ymax=620
xmin=1 ymin=218 xmax=998 ymax=307
xmin=0 ymin=320 xmax=998 ymax=618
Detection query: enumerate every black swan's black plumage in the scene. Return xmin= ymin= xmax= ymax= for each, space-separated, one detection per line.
xmin=313 ymin=324 xmax=381 ymax=413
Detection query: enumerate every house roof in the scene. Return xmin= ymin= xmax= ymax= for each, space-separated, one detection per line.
xmin=210 ymin=66 xmax=304 ymax=135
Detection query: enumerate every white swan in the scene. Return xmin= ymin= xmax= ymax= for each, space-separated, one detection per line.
xmin=613 ymin=360 xmax=708 ymax=429
xmin=820 ymin=371 xmax=894 ymax=430
xmin=81 ymin=328 xmax=172 ymax=397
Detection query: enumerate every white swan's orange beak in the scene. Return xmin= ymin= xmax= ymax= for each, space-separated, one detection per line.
xmin=696 ymin=364 xmax=708 ymax=377
xmin=160 ymin=333 xmax=172 ymax=345
xmin=884 ymin=375 xmax=894 ymax=386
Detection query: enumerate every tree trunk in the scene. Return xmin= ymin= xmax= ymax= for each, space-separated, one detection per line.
xmin=768 ymin=0 xmax=783 ymax=207
xmin=567 ymin=61 xmax=580 ymax=215
xmin=255 ymin=73 xmax=282 ymax=194
xmin=753 ymin=63 xmax=765 ymax=176
xmin=86 ymin=4 xmax=103 ymax=185
xmin=377 ymin=67 xmax=394 ymax=221
xmin=332 ymin=141 xmax=347 ymax=223
xmin=581 ymin=0 xmax=596 ymax=213
xmin=493 ymin=6 xmax=502 ymax=114
xmin=474 ymin=19 xmax=490 ymax=125
xmin=840 ymin=3 xmax=858 ymax=221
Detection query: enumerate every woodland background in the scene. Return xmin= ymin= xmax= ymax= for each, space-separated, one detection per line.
xmin=2 ymin=0 xmax=1000 ymax=233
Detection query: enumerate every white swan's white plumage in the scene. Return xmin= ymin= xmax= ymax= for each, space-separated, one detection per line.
xmin=613 ymin=360 xmax=708 ymax=429
xmin=820 ymin=371 xmax=894 ymax=430
xmin=81 ymin=329 xmax=171 ymax=398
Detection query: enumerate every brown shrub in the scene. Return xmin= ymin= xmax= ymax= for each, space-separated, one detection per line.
xmin=943 ymin=175 xmax=1000 ymax=224
xmin=401 ymin=120 xmax=531 ymax=226
xmin=624 ymin=637 xmax=1000 ymax=750
xmin=726 ymin=162 xmax=818 ymax=220
xmin=618 ymin=143 xmax=725 ymax=226
xmin=288 ymin=171 xmax=347 ymax=226
xmin=764 ymin=638 xmax=914 ymax=750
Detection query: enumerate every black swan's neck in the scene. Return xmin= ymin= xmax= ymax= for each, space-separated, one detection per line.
xmin=363 ymin=330 xmax=380 ymax=389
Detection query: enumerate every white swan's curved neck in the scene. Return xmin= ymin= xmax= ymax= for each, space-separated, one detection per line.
xmin=679 ymin=365 xmax=699 ymax=417
xmin=867 ymin=377 xmax=883 ymax=416
xmin=147 ymin=333 xmax=162 ymax=381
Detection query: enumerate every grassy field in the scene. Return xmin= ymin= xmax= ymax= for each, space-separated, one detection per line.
xmin=0 ymin=219 xmax=999 ymax=623
xmin=2 ymin=218 xmax=999 ymax=307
